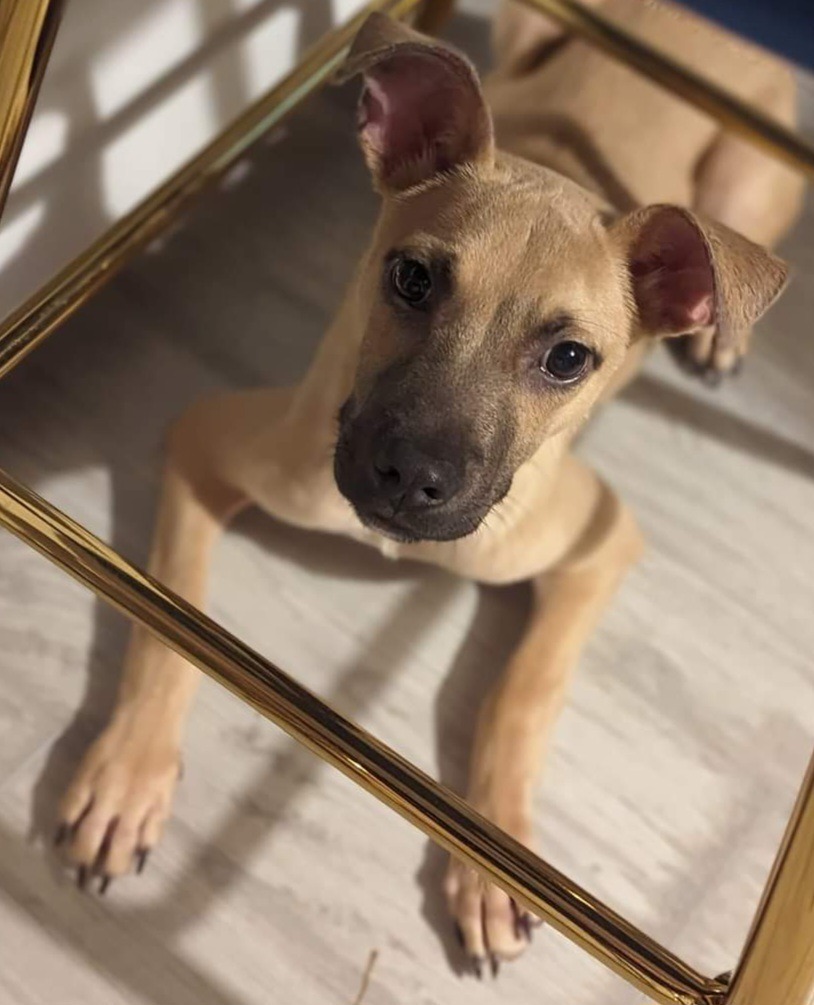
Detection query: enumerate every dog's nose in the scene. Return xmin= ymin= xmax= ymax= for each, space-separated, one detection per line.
xmin=372 ymin=439 xmax=461 ymax=511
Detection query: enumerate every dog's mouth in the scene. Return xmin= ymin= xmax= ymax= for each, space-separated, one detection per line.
xmin=350 ymin=504 xmax=487 ymax=544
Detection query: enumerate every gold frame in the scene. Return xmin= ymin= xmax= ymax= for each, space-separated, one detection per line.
xmin=0 ymin=1 xmax=811 ymax=1003
xmin=0 ymin=0 xmax=63 ymax=214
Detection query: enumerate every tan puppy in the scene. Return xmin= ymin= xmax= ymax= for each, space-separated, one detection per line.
xmin=55 ymin=1 xmax=803 ymax=974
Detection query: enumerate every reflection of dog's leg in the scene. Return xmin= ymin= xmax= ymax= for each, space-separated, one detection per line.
xmin=492 ymin=0 xmax=606 ymax=76
xmin=57 ymin=389 xmax=303 ymax=885
xmin=676 ymin=77 xmax=805 ymax=379
xmin=445 ymin=473 xmax=643 ymax=971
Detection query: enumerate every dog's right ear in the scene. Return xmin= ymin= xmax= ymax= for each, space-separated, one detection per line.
xmin=335 ymin=12 xmax=494 ymax=192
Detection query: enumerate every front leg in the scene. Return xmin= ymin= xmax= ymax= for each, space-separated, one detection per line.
xmin=445 ymin=487 xmax=643 ymax=974
xmin=55 ymin=397 xmax=250 ymax=886
xmin=55 ymin=389 xmax=322 ymax=885
xmin=55 ymin=374 xmax=357 ymax=886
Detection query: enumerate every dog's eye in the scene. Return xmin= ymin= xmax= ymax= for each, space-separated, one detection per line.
xmin=541 ymin=341 xmax=593 ymax=382
xmin=391 ymin=258 xmax=432 ymax=306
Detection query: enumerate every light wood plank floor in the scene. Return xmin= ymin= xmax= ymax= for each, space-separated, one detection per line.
xmin=1 ymin=12 xmax=813 ymax=1005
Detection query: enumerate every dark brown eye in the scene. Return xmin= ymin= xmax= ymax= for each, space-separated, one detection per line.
xmin=541 ymin=341 xmax=592 ymax=382
xmin=391 ymin=258 xmax=432 ymax=306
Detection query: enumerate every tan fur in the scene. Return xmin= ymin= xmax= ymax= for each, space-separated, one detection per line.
xmin=57 ymin=1 xmax=803 ymax=970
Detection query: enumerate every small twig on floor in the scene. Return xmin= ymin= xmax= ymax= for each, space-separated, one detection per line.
xmin=352 ymin=949 xmax=379 ymax=1005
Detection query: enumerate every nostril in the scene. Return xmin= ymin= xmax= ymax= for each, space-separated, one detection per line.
xmin=375 ymin=464 xmax=401 ymax=489
xmin=372 ymin=441 xmax=458 ymax=512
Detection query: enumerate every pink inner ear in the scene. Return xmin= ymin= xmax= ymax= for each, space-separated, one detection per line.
xmin=359 ymin=76 xmax=389 ymax=156
xmin=359 ymin=52 xmax=478 ymax=183
xmin=686 ymin=289 xmax=714 ymax=326
xmin=630 ymin=211 xmax=716 ymax=334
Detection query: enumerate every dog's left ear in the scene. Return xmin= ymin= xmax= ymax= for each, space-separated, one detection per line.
xmin=612 ymin=204 xmax=789 ymax=342
xmin=335 ymin=12 xmax=494 ymax=192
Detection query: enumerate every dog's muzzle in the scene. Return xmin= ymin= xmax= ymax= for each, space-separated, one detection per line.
xmin=335 ymin=412 xmax=499 ymax=541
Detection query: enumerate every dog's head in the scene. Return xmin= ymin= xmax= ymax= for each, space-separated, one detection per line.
xmin=333 ymin=13 xmax=789 ymax=543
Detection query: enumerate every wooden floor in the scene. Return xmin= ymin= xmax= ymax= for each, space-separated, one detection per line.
xmin=1 ymin=12 xmax=814 ymax=1005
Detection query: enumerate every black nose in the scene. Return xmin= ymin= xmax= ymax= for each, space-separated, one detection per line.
xmin=372 ymin=439 xmax=462 ymax=511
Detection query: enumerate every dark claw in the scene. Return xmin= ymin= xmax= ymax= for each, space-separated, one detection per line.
xmin=135 ymin=848 xmax=149 ymax=874
xmin=730 ymin=358 xmax=743 ymax=377
xmin=93 ymin=819 xmax=117 ymax=880
xmin=512 ymin=901 xmax=536 ymax=942
xmin=76 ymin=865 xmax=88 ymax=891
xmin=54 ymin=823 xmax=69 ymax=848
xmin=99 ymin=875 xmax=111 ymax=896
xmin=512 ymin=901 xmax=522 ymax=940
xmin=472 ymin=957 xmax=484 ymax=980
xmin=666 ymin=336 xmax=703 ymax=377
xmin=454 ymin=924 xmax=464 ymax=949
xmin=490 ymin=955 xmax=500 ymax=978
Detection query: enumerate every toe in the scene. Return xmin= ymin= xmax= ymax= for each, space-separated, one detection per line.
xmin=67 ymin=797 xmax=120 ymax=867
xmin=139 ymin=802 xmax=169 ymax=854
xmin=484 ymin=885 xmax=528 ymax=962
xmin=131 ymin=804 xmax=170 ymax=874
xmin=457 ymin=878 xmax=487 ymax=965
xmin=711 ymin=342 xmax=741 ymax=376
xmin=688 ymin=328 xmax=715 ymax=369
xmin=105 ymin=805 xmax=151 ymax=876
xmin=447 ymin=863 xmax=488 ymax=973
xmin=58 ymin=779 xmax=94 ymax=836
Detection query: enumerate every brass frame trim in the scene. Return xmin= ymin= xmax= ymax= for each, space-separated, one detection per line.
xmin=0 ymin=1 xmax=813 ymax=1003
xmin=0 ymin=0 xmax=63 ymax=214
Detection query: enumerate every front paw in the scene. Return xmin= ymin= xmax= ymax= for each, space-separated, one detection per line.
xmin=55 ymin=706 xmax=182 ymax=891
xmin=443 ymin=813 xmax=541 ymax=976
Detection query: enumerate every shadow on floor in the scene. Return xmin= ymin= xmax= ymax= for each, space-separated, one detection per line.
xmin=1 ymin=8 xmax=814 ymax=1005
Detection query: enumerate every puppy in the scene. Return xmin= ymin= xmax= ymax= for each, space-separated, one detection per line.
xmin=56 ymin=0 xmax=803 ymax=974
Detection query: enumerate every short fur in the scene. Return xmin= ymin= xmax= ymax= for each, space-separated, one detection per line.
xmin=56 ymin=0 xmax=804 ymax=972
